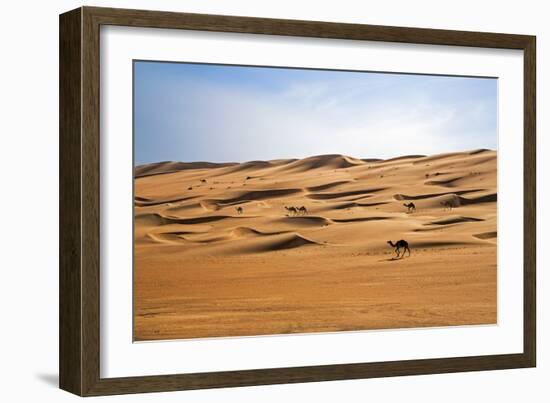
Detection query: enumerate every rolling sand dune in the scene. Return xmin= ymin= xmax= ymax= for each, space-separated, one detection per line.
xmin=134 ymin=149 xmax=497 ymax=341
xmin=134 ymin=161 xmax=238 ymax=178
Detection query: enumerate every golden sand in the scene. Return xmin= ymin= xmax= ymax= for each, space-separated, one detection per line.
xmin=134 ymin=150 xmax=497 ymax=341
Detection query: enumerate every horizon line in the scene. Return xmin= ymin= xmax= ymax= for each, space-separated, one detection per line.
xmin=134 ymin=148 xmax=496 ymax=168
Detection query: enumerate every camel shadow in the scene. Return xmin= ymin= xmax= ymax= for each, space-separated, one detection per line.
xmin=379 ymin=256 xmax=406 ymax=262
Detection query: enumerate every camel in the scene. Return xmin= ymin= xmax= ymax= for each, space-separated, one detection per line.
xmin=403 ymin=202 xmax=416 ymax=213
xmin=236 ymin=206 xmax=243 ymax=215
xmin=440 ymin=201 xmax=454 ymax=211
xmin=297 ymin=206 xmax=308 ymax=215
xmin=284 ymin=206 xmax=298 ymax=216
xmin=387 ymin=240 xmax=411 ymax=258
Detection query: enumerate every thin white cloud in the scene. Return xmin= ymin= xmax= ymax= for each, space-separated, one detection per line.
xmin=135 ymin=70 xmax=496 ymax=163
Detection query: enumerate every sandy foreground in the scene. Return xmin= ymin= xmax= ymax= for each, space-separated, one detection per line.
xmin=134 ymin=150 xmax=497 ymax=341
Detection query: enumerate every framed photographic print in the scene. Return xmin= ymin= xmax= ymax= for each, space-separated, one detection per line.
xmin=59 ymin=6 xmax=536 ymax=396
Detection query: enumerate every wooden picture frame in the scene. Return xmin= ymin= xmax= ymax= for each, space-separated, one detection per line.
xmin=59 ymin=6 xmax=536 ymax=396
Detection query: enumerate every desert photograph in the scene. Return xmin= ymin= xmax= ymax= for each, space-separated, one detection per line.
xmin=133 ymin=61 xmax=497 ymax=341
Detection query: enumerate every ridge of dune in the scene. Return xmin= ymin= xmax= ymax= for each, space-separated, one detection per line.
xmin=135 ymin=161 xmax=238 ymax=177
xmin=458 ymin=193 xmax=497 ymax=205
xmin=332 ymin=216 xmax=392 ymax=223
xmin=393 ymin=189 xmax=486 ymax=201
xmin=379 ymin=154 xmax=426 ymax=163
xmin=136 ymin=212 xmax=246 ymax=226
xmin=274 ymin=154 xmax=365 ymax=172
xmin=196 ymin=189 xmax=304 ymax=211
xmin=308 ymin=187 xmax=386 ymax=200
xmin=229 ymin=226 xmax=291 ymax=238
xmin=424 ymin=176 xmax=463 ymax=187
xmin=412 ymin=151 xmax=465 ymax=165
xmin=426 ymin=216 xmax=485 ymax=225
xmin=468 ymin=148 xmax=491 ymax=155
xmin=241 ymin=232 xmax=321 ymax=253
xmin=412 ymin=149 xmax=496 ymax=165
xmin=217 ymin=160 xmax=275 ymax=174
xmin=307 ymin=180 xmax=352 ymax=192
xmin=275 ymin=215 xmax=332 ymax=227
xmin=135 ymin=195 xmax=197 ymax=207
xmin=230 ymin=226 xmax=267 ymax=237
xmin=332 ymin=201 xmax=388 ymax=210
xmin=473 ymin=231 xmax=497 ymax=239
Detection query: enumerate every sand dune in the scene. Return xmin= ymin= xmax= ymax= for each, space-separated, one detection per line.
xmin=134 ymin=149 xmax=497 ymax=341
xmin=307 ymin=180 xmax=353 ymax=192
xmin=307 ymin=187 xmax=386 ymax=200
xmin=426 ymin=216 xmax=485 ymax=225
xmin=275 ymin=154 xmax=364 ymax=172
xmin=134 ymin=160 xmax=237 ymax=177
xmin=239 ymin=232 xmax=321 ymax=253
xmin=474 ymin=231 xmax=497 ymax=239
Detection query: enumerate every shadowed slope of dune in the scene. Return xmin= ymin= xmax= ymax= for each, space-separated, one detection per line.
xmin=393 ymin=189 xmax=486 ymax=201
xmin=307 ymin=181 xmax=353 ymax=192
xmin=473 ymin=231 xmax=497 ymax=239
xmin=134 ymin=195 xmax=197 ymax=207
xmin=332 ymin=216 xmax=392 ymax=223
xmin=426 ymin=216 xmax=485 ymax=225
xmin=230 ymin=226 xmax=284 ymax=237
xmin=239 ymin=233 xmax=321 ymax=253
xmin=412 ymin=152 xmax=465 ymax=165
xmin=147 ymin=231 xmax=196 ymax=244
xmin=331 ymin=201 xmax=389 ymax=210
xmin=274 ymin=154 xmax=365 ymax=173
xmin=307 ymin=187 xmax=386 ymax=200
xmin=217 ymin=188 xmax=303 ymax=204
xmin=136 ymin=212 xmax=251 ymax=226
xmin=274 ymin=216 xmax=332 ymax=227
xmin=468 ymin=149 xmax=491 ymax=155
xmin=376 ymin=154 xmax=426 ymax=164
xmin=424 ymin=176 xmax=464 ymax=187
xmin=215 ymin=160 xmax=275 ymax=174
xmin=135 ymin=161 xmax=237 ymax=177
xmin=458 ymin=193 xmax=497 ymax=205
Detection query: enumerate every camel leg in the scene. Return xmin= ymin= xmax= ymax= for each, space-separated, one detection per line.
xmin=406 ymin=246 xmax=411 ymax=257
xmin=395 ymin=247 xmax=400 ymax=258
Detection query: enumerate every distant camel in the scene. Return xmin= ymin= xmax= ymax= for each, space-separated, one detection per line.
xmin=403 ymin=202 xmax=416 ymax=213
xmin=285 ymin=206 xmax=298 ymax=216
xmin=440 ymin=201 xmax=454 ymax=211
xmin=387 ymin=240 xmax=411 ymax=258
xmin=236 ymin=206 xmax=243 ymax=215
xmin=298 ymin=206 xmax=308 ymax=215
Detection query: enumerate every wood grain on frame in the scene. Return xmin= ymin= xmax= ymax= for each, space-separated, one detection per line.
xmin=59 ymin=6 xmax=536 ymax=396
xmin=59 ymin=7 xmax=82 ymax=395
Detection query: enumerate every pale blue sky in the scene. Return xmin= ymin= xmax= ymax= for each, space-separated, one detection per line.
xmin=134 ymin=61 xmax=497 ymax=165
